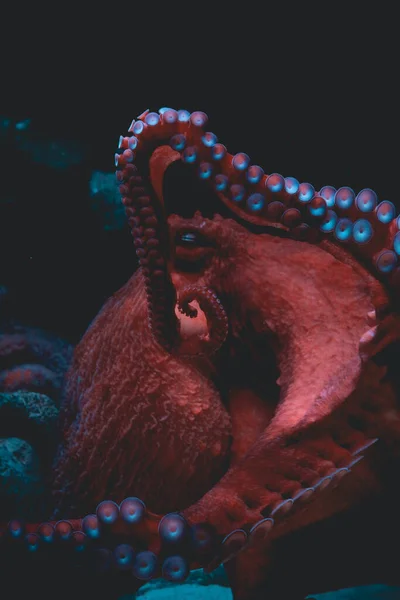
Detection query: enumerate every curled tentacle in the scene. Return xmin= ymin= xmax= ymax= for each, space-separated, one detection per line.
xmin=119 ymin=161 xmax=180 ymax=350
xmin=117 ymin=140 xmax=230 ymax=355
xmin=116 ymin=108 xmax=400 ymax=309
xmin=177 ymin=286 xmax=229 ymax=355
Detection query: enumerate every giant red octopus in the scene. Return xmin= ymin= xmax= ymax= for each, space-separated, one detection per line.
xmin=1 ymin=107 xmax=400 ymax=600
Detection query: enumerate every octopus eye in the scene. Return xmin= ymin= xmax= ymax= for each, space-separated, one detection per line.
xmin=174 ymin=229 xmax=215 ymax=271
xmin=175 ymin=229 xmax=212 ymax=248
xmin=180 ymin=232 xmax=198 ymax=244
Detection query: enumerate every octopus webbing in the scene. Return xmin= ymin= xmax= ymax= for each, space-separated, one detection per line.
xmin=1 ymin=107 xmax=400 ymax=600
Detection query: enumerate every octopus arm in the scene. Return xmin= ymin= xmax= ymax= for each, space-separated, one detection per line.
xmin=183 ymin=238 xmax=383 ymax=536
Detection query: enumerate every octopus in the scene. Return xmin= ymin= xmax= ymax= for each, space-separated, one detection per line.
xmin=1 ymin=107 xmax=400 ymax=600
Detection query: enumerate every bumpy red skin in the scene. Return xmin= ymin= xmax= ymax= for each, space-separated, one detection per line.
xmin=51 ymin=267 xmax=232 ymax=518
xmin=48 ymin=213 xmax=400 ymax=598
xmin=172 ymin=216 xmax=400 ymax=597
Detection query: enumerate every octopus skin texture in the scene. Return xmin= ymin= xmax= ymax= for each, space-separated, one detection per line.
xmin=2 ymin=107 xmax=400 ymax=600
xmin=51 ymin=266 xmax=232 ymax=517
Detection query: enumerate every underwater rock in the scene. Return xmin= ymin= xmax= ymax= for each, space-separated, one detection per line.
xmin=0 ymin=392 xmax=59 ymax=519
xmin=0 ymin=391 xmax=59 ymax=439
xmin=136 ymin=582 xmax=232 ymax=599
xmin=135 ymin=566 xmax=231 ymax=599
xmin=0 ymin=437 xmax=47 ymax=519
xmin=130 ymin=576 xmax=400 ymax=600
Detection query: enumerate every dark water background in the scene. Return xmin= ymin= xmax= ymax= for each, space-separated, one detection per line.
xmin=1 ymin=8 xmax=399 ymax=599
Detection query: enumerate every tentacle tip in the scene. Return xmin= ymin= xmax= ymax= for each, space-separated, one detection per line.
xmin=352 ymin=437 xmax=379 ymax=456
xmin=359 ymin=326 xmax=377 ymax=347
xmin=137 ymin=109 xmax=150 ymax=120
